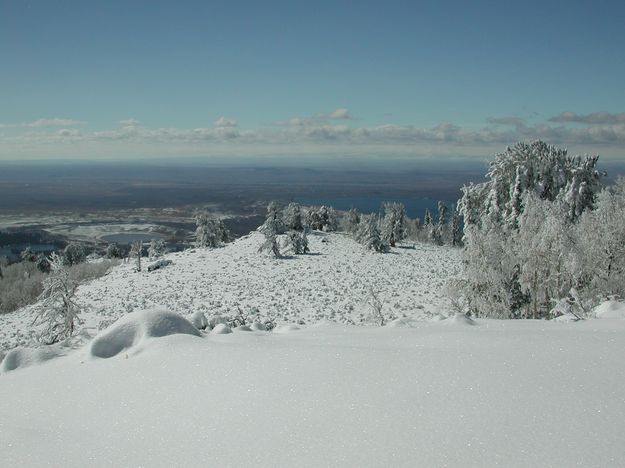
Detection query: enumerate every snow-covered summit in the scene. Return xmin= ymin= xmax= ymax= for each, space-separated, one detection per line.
xmin=0 ymin=231 xmax=460 ymax=350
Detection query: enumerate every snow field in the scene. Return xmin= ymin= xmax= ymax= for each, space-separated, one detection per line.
xmin=1 ymin=318 xmax=625 ymax=467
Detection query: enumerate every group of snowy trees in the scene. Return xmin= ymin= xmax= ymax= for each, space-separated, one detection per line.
xmin=351 ymin=203 xmax=407 ymax=252
xmin=258 ymin=202 xmax=309 ymax=257
xmin=455 ymin=140 xmax=617 ymax=319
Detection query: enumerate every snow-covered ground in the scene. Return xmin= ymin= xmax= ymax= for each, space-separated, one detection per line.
xmin=2 ymin=233 xmax=625 ymax=466
xmin=1 ymin=231 xmax=461 ymax=349
xmin=1 ymin=314 xmax=624 ymax=467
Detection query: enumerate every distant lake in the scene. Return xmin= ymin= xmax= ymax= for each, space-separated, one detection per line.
xmin=295 ymin=197 xmax=456 ymax=220
xmin=101 ymin=233 xmax=166 ymax=245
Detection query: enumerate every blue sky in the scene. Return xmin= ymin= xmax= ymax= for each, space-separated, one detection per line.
xmin=1 ymin=0 xmax=625 ymax=161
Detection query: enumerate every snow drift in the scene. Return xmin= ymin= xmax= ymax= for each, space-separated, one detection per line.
xmin=1 ymin=346 xmax=59 ymax=373
xmin=89 ymin=309 xmax=201 ymax=359
xmin=593 ymin=300 xmax=625 ymax=319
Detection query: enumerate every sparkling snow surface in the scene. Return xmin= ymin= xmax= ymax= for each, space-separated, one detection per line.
xmin=1 ymin=319 xmax=624 ymax=467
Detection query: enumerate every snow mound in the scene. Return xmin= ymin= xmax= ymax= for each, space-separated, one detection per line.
xmin=211 ymin=323 xmax=232 ymax=334
xmin=250 ymin=321 xmax=267 ymax=331
xmin=443 ymin=313 xmax=476 ymax=326
xmin=208 ymin=315 xmax=227 ymax=328
xmin=234 ymin=325 xmax=252 ymax=332
xmin=553 ymin=313 xmax=580 ymax=322
xmin=593 ymin=300 xmax=625 ymax=319
xmin=274 ymin=324 xmax=300 ymax=333
xmin=1 ymin=347 xmax=59 ymax=373
xmin=89 ymin=309 xmax=201 ymax=359
xmin=189 ymin=311 xmax=209 ymax=330
xmin=429 ymin=313 xmax=446 ymax=322
xmin=387 ymin=318 xmax=415 ymax=328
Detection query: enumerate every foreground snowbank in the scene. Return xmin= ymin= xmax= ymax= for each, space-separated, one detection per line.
xmin=1 ymin=319 xmax=624 ymax=467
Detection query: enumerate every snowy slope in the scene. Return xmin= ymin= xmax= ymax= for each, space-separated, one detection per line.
xmin=1 ymin=318 xmax=625 ymax=467
xmin=0 ymin=231 xmax=461 ymax=350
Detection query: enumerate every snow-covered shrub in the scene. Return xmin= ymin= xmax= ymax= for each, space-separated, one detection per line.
xmin=0 ymin=261 xmax=46 ymax=314
xmin=0 ymin=256 xmax=116 ymax=315
xmin=366 ymin=288 xmax=386 ymax=325
xmin=33 ymin=253 xmax=83 ymax=344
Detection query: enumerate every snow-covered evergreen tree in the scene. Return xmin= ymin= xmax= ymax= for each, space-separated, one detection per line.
xmin=284 ymin=230 xmax=309 ymax=255
xmin=258 ymin=202 xmax=283 ymax=257
xmin=381 ymin=202 xmax=407 ymax=247
xmin=423 ymin=208 xmax=437 ymax=243
xmin=450 ymin=209 xmax=462 ymax=247
xmin=283 ymin=203 xmax=304 ymax=231
xmin=20 ymin=247 xmax=36 ymax=262
xmin=423 ymin=208 xmax=433 ymax=227
xmin=346 ymin=208 xmax=361 ymax=233
xmin=436 ymin=201 xmax=448 ymax=244
xmin=306 ymin=205 xmax=338 ymax=232
xmin=357 ymin=215 xmax=389 ymax=253
xmin=195 ymin=214 xmax=230 ymax=248
xmin=105 ymin=243 xmax=122 ymax=259
xmin=33 ymin=252 xmax=82 ymax=344
xmin=63 ymin=242 xmax=86 ymax=266
xmin=148 ymin=239 xmax=166 ymax=260
xmin=35 ymin=254 xmax=51 ymax=273
xmin=459 ymin=140 xmax=602 ymax=229
xmin=456 ymin=141 xmax=604 ymax=319
xmin=572 ymin=178 xmax=625 ymax=301
xmin=129 ymin=241 xmax=142 ymax=272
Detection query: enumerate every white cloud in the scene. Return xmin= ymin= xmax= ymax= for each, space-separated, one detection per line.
xmin=119 ymin=118 xmax=142 ymax=127
xmin=487 ymin=116 xmax=526 ymax=126
xmin=58 ymin=129 xmax=81 ymax=137
xmin=26 ymin=117 xmax=84 ymax=128
xmin=214 ymin=117 xmax=238 ymax=128
xmin=275 ymin=109 xmax=353 ymax=127
xmin=324 ymin=108 xmax=351 ymax=120
xmin=548 ymin=111 xmax=625 ymax=125
xmin=2 ymin=110 xmax=625 ymax=160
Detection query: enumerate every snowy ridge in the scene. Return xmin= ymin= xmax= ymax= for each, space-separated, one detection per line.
xmin=0 ymin=231 xmax=460 ymax=350
xmin=80 ymin=231 xmax=459 ymax=326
